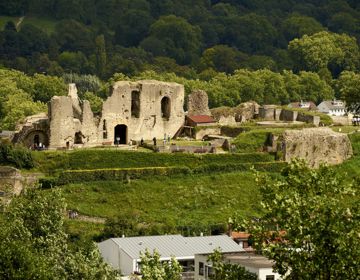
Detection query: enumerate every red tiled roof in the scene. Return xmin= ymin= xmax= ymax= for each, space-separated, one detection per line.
xmin=231 ymin=232 xmax=251 ymax=239
xmin=187 ymin=115 xmax=216 ymax=123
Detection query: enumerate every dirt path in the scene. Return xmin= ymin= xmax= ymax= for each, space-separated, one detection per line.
xmin=67 ymin=212 xmax=106 ymax=224
xmin=16 ymin=16 xmax=25 ymax=30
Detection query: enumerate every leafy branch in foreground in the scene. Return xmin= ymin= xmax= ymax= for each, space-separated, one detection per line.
xmin=235 ymin=159 xmax=360 ymax=279
xmin=0 ymin=187 xmax=119 ymax=280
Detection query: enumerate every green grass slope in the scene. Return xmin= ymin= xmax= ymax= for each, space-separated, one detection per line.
xmin=62 ymin=171 xmax=263 ymax=236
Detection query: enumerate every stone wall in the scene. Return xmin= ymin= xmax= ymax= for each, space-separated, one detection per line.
xmin=280 ymin=109 xmax=298 ymax=122
xmin=280 ymin=127 xmax=353 ymax=167
xmin=194 ymin=127 xmax=221 ymax=140
xmin=296 ymin=114 xmax=320 ymax=126
xmin=187 ymin=90 xmax=210 ymax=116
xmin=101 ymin=80 xmax=185 ymax=143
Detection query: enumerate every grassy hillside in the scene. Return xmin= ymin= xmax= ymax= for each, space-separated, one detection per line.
xmin=61 ymin=171 xmax=265 ymax=238
xmin=35 ymin=129 xmax=360 ymax=241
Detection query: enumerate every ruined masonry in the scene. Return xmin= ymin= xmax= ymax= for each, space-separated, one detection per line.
xmin=14 ymin=80 xmax=185 ymax=149
xmin=280 ymin=127 xmax=353 ymax=167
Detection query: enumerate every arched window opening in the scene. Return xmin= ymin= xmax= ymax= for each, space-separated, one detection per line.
xmin=161 ymin=97 xmax=171 ymax=120
xmin=131 ymin=91 xmax=140 ymax=118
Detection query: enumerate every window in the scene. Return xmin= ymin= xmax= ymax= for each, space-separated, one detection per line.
xmin=161 ymin=97 xmax=171 ymax=120
xmin=103 ymin=120 xmax=107 ymax=139
xmin=266 ymin=275 xmax=275 ymax=280
xmin=199 ymin=262 xmax=204 ymax=276
xmin=131 ymin=91 xmax=140 ymax=118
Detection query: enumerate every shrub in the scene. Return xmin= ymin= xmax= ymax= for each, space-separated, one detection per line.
xmin=0 ymin=141 xmax=34 ymax=169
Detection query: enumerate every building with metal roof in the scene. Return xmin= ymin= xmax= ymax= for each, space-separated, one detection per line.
xmin=98 ymin=234 xmax=244 ymax=277
xmin=317 ymin=100 xmax=346 ymax=116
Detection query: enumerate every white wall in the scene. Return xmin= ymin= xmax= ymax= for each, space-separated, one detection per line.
xmin=258 ymin=268 xmax=282 ymax=280
xmin=119 ymin=250 xmax=136 ymax=276
xmin=98 ymin=240 xmax=120 ymax=270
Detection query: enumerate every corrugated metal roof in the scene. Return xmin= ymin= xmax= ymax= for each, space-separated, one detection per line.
xmin=187 ymin=115 xmax=216 ymax=123
xmin=110 ymin=235 xmax=244 ymax=260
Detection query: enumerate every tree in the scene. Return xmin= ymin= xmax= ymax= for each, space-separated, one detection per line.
xmin=336 ymin=71 xmax=360 ymax=113
xmin=237 ymin=160 xmax=360 ymax=279
xmin=289 ymin=31 xmax=360 ymax=76
xmin=199 ymin=45 xmax=246 ymax=74
xmin=32 ymin=73 xmax=67 ymax=103
xmin=0 ymin=187 xmax=118 ymax=279
xmin=95 ymin=35 xmax=107 ymax=78
xmin=141 ymin=15 xmax=202 ymax=65
xmin=282 ymin=14 xmax=325 ymax=41
xmin=208 ymin=249 xmax=257 ymax=280
xmin=138 ymin=249 xmax=182 ymax=280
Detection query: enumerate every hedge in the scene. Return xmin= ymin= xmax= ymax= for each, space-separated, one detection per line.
xmin=54 ymin=161 xmax=287 ymax=184
xmin=33 ymin=149 xmax=275 ymax=174
xmin=58 ymin=166 xmax=191 ymax=184
xmin=0 ymin=141 xmax=34 ymax=169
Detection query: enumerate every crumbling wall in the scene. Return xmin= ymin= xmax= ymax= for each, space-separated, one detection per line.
xmin=280 ymin=109 xmax=298 ymax=122
xmin=281 ymin=127 xmax=353 ymax=167
xmin=187 ymin=90 xmax=211 ymax=116
xmin=101 ymin=80 xmax=185 ymax=142
xmin=297 ymin=114 xmax=320 ymax=126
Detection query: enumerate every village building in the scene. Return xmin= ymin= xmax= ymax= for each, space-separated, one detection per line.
xmin=288 ymin=101 xmax=317 ymax=111
xmin=317 ymin=100 xmax=346 ymax=116
xmin=13 ymin=80 xmax=185 ymax=149
xmin=97 ymin=234 xmax=244 ymax=279
xmin=194 ymin=252 xmax=282 ymax=280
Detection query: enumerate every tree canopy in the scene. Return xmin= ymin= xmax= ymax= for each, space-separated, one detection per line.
xmin=235 ymin=160 xmax=360 ymax=279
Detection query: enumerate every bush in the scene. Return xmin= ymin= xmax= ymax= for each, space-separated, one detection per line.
xmin=0 ymin=141 xmax=34 ymax=169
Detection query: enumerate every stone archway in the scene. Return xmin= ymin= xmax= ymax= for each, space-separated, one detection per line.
xmin=114 ymin=124 xmax=127 ymax=145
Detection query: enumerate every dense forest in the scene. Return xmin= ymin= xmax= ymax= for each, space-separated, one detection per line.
xmin=0 ymin=0 xmax=360 ymax=129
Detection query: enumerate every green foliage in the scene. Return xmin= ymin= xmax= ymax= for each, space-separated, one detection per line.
xmin=289 ymin=31 xmax=360 ymax=76
xmin=240 ymin=160 xmax=360 ymax=279
xmin=0 ymin=188 xmax=118 ymax=279
xmin=139 ymin=249 xmax=182 ymax=280
xmin=208 ymin=249 xmax=257 ymax=280
xmin=83 ymin=92 xmax=103 ymax=114
xmin=336 ymin=71 xmax=360 ymax=113
xmin=0 ymin=141 xmax=34 ymax=168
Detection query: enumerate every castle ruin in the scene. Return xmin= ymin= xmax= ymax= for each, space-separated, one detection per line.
xmin=13 ymin=80 xmax=185 ymax=149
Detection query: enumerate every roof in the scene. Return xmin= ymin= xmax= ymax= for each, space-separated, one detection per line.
xmin=288 ymin=101 xmax=317 ymax=110
xmin=231 ymin=231 xmax=251 ymax=240
xmin=104 ymin=235 xmax=244 ymax=260
xmin=318 ymin=100 xmax=346 ymax=111
xmin=224 ymin=253 xmax=275 ymax=269
xmin=187 ymin=115 xmax=216 ymax=124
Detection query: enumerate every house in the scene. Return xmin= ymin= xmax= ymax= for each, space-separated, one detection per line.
xmin=97 ymin=234 xmax=244 ymax=278
xmin=288 ymin=101 xmax=317 ymax=111
xmin=194 ymin=252 xmax=282 ymax=280
xmin=230 ymin=231 xmax=252 ymax=250
xmin=317 ymin=100 xmax=346 ymax=116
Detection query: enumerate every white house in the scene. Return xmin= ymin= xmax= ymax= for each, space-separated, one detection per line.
xmin=194 ymin=252 xmax=282 ymax=280
xmin=317 ymin=100 xmax=346 ymax=116
xmin=98 ymin=235 xmax=244 ymax=277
